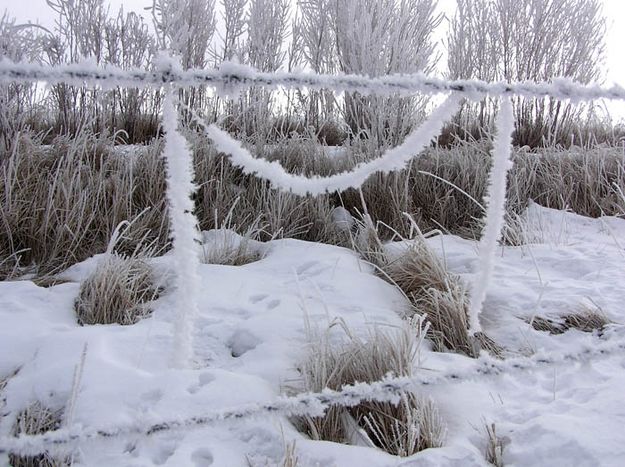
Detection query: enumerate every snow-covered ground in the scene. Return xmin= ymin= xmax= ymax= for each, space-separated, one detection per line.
xmin=1 ymin=203 xmax=625 ymax=466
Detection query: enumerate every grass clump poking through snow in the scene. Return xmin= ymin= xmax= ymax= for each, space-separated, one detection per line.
xmin=74 ymin=252 xmax=160 ymax=325
xmin=529 ymin=304 xmax=612 ymax=335
xmin=9 ymin=402 xmax=68 ymax=467
xmin=294 ymin=318 xmax=446 ymax=456
xmin=385 ymin=238 xmax=502 ymax=357
xmin=199 ymin=205 xmax=266 ymax=266
xmin=484 ymin=422 xmax=507 ymax=467
xmin=349 ymin=213 xmax=501 ymax=357
xmin=201 ymin=231 xmax=263 ymax=266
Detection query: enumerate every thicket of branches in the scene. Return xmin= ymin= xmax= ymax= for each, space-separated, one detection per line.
xmin=447 ymin=0 xmax=610 ymax=147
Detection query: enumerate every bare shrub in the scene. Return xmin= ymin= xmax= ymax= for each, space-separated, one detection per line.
xmin=294 ymin=319 xmax=446 ymax=456
xmin=448 ymin=0 xmax=606 ymax=148
xmin=9 ymin=402 xmax=68 ymax=467
xmin=75 ymin=252 xmax=160 ymax=326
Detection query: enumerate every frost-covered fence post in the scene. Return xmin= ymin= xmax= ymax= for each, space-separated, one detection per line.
xmin=158 ymin=54 xmax=202 ymax=368
xmin=468 ymin=97 xmax=515 ymax=335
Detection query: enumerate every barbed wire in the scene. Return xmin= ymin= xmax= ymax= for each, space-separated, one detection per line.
xmin=184 ymin=93 xmax=462 ymax=195
xmin=1 ymin=59 xmax=625 ymax=101
xmin=1 ymin=56 xmax=624 ymax=458
xmin=1 ymin=326 xmax=623 ymax=457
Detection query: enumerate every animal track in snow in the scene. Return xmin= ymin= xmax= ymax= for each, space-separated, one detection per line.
xmin=227 ymin=329 xmax=262 ymax=357
xmin=191 ymin=448 xmax=214 ymax=466
xmin=188 ymin=372 xmax=215 ymax=394
xmin=249 ymin=294 xmax=268 ymax=304
xmin=152 ymin=441 xmax=177 ymax=465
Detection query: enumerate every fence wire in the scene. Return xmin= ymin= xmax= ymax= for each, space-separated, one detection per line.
xmin=1 ymin=327 xmax=623 ymax=457
xmin=1 ymin=59 xmax=625 ymax=101
xmin=1 ymin=57 xmax=624 ymax=457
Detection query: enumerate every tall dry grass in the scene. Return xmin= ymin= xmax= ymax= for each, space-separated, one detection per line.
xmin=1 ymin=128 xmax=624 ymax=279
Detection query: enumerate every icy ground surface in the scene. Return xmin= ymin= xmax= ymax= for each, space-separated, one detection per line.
xmin=1 ymin=203 xmax=625 ymax=466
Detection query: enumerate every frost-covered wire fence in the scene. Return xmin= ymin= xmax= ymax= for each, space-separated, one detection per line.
xmin=2 ymin=60 xmax=625 ymax=101
xmin=1 ymin=326 xmax=624 ymax=458
xmin=186 ymin=94 xmax=462 ymax=196
xmin=2 ymin=57 xmax=625 ymax=456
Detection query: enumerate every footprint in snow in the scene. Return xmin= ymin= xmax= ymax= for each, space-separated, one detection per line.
xmin=187 ymin=372 xmax=215 ymax=394
xmin=152 ymin=441 xmax=177 ymax=465
xmin=296 ymin=260 xmax=318 ymax=275
xmin=249 ymin=293 xmax=268 ymax=304
xmin=227 ymin=329 xmax=262 ymax=358
xmin=191 ymin=448 xmax=214 ymax=466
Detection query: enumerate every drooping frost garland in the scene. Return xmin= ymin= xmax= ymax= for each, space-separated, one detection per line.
xmin=186 ymin=93 xmax=463 ymax=196
xmin=468 ymin=97 xmax=515 ymax=334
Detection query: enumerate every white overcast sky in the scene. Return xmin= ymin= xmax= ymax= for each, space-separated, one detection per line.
xmin=2 ymin=0 xmax=625 ymax=118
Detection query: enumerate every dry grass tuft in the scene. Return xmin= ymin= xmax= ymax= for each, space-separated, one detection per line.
xmin=199 ymin=208 xmax=265 ymax=266
xmin=74 ymin=252 xmax=160 ymax=325
xmin=294 ymin=319 xmax=446 ymax=456
xmin=348 ymin=211 xmax=502 ymax=358
xmin=201 ymin=235 xmax=263 ymax=266
xmin=484 ymin=422 xmax=507 ymax=467
xmin=280 ymin=440 xmax=298 ymax=467
xmin=9 ymin=402 xmax=68 ymax=467
xmin=382 ymin=237 xmax=502 ymax=357
xmin=529 ymin=305 xmax=611 ymax=335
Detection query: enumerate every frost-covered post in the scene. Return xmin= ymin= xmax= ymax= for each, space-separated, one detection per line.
xmin=468 ymin=96 xmax=514 ymax=335
xmin=158 ymin=53 xmax=202 ymax=368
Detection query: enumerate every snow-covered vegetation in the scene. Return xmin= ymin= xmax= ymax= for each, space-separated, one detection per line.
xmin=1 ymin=0 xmax=625 ymax=466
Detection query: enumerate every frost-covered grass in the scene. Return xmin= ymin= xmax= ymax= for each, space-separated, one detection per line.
xmin=528 ymin=304 xmax=612 ymax=335
xmin=9 ymin=402 xmax=67 ymax=467
xmin=2 ymin=128 xmax=624 ymax=278
xmin=74 ymin=252 xmax=160 ymax=326
xmin=383 ymin=239 xmax=476 ymax=356
xmin=294 ymin=319 xmax=446 ymax=456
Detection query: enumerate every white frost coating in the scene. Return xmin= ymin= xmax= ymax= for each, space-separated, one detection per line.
xmin=194 ymin=94 xmax=462 ymax=196
xmin=468 ymin=97 xmax=515 ymax=334
xmin=161 ymin=81 xmax=202 ymax=369
xmin=1 ymin=326 xmax=624 ymax=457
xmin=2 ymin=59 xmax=625 ymax=101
